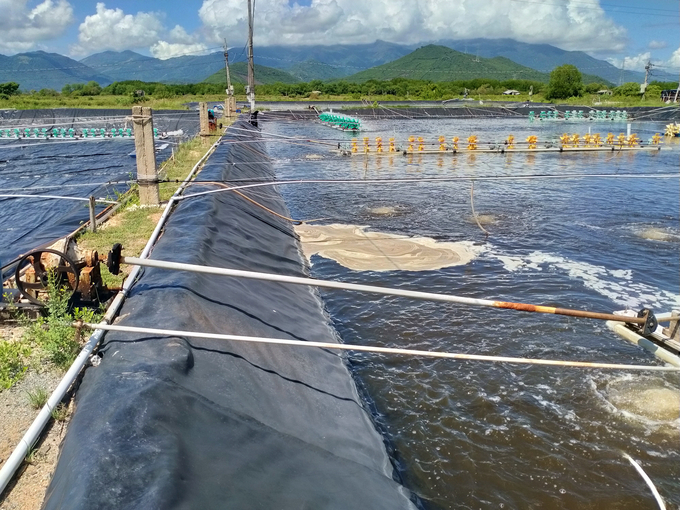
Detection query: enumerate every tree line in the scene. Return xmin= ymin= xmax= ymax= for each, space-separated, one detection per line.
xmin=1 ymin=70 xmax=675 ymax=101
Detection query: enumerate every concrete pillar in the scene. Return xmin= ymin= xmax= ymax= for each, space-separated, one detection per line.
xmin=199 ymin=102 xmax=210 ymax=135
xmin=132 ymin=106 xmax=159 ymax=206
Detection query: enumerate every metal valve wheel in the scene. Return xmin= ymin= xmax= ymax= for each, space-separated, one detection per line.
xmin=14 ymin=249 xmax=80 ymax=306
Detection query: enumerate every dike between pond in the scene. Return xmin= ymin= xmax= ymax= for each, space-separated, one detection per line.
xmin=42 ymin=119 xmax=419 ymax=509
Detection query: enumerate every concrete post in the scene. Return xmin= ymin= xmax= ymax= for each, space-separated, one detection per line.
xmin=88 ymin=195 xmax=97 ymax=232
xmin=132 ymin=106 xmax=159 ymax=206
xmin=199 ymin=102 xmax=210 ymax=135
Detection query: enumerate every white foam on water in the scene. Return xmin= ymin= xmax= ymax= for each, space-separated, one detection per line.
xmin=485 ymin=247 xmax=680 ymax=310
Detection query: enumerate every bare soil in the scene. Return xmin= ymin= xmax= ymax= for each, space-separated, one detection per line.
xmin=0 ymin=370 xmax=72 ymax=510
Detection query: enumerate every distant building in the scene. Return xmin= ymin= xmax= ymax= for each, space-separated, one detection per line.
xmin=596 ymin=90 xmax=613 ymax=95
xmin=502 ymin=89 xmax=520 ymax=95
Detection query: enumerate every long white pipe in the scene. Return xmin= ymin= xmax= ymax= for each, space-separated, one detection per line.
xmin=0 ymin=194 xmax=118 ymax=204
xmin=121 ymin=256 xmax=644 ymax=326
xmin=0 ymin=134 xmax=222 ymax=497
xmin=81 ymin=323 xmax=680 ymax=372
xmin=123 ymin=255 xmax=500 ymax=308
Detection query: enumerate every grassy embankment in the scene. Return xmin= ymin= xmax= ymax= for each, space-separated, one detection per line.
xmin=77 ymin=130 xmax=225 ymax=286
xmin=0 ymin=93 xmax=673 ymax=110
xmin=0 ymin=122 xmax=227 ymax=390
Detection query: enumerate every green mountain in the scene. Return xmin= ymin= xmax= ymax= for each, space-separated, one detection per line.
xmin=0 ymin=51 xmax=112 ymax=91
xmin=81 ymin=50 xmax=225 ymax=83
xmin=203 ymin=62 xmax=299 ymax=85
xmin=436 ymin=38 xmax=672 ymax=86
xmin=343 ymin=45 xmax=549 ymax=83
xmin=286 ymin=59 xmax=347 ymax=81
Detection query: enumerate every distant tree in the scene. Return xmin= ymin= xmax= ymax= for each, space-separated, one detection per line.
xmin=614 ymin=82 xmax=642 ymax=97
xmin=81 ymin=81 xmax=102 ymax=96
xmin=585 ymin=82 xmax=605 ymax=94
xmin=0 ymin=82 xmax=20 ymax=96
xmin=644 ymin=84 xmax=661 ymax=100
xmin=36 ymin=88 xmax=59 ymax=96
xmin=152 ymin=84 xmax=173 ymax=99
xmin=545 ymin=65 xmax=584 ymax=100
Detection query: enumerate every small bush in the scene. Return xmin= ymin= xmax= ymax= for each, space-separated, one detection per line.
xmin=23 ymin=271 xmax=95 ymax=370
xmin=0 ymin=341 xmax=31 ymax=389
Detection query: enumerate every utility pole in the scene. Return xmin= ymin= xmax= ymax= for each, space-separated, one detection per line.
xmin=246 ymin=0 xmax=255 ymax=111
xmin=619 ymin=57 xmax=625 ymax=86
xmin=641 ymin=60 xmax=652 ymax=98
xmin=223 ymin=38 xmax=235 ymax=118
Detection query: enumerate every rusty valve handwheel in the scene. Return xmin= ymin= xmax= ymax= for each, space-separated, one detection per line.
xmin=14 ymin=249 xmax=80 ymax=306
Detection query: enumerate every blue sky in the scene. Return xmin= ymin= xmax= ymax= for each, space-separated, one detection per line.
xmin=0 ymin=0 xmax=678 ymax=73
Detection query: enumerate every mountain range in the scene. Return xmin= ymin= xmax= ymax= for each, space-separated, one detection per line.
xmin=1 ymin=39 xmax=672 ymax=92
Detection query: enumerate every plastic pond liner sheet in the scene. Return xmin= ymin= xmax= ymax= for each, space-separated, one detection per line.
xmin=0 ymin=109 xmax=198 ymax=275
xmin=43 ymin=120 xmax=419 ymax=510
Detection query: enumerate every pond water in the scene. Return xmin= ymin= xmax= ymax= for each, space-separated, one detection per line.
xmin=261 ymin=115 xmax=680 ymax=509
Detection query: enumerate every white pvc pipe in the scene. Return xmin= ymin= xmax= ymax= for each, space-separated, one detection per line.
xmin=82 ymin=323 xmax=680 ymax=372
xmin=0 ymin=194 xmax=118 ymax=204
xmin=623 ymin=453 xmax=667 ymax=510
xmin=0 ymin=135 xmax=222 ymax=497
xmin=123 ymin=256 xmax=500 ymax=308
xmin=606 ymin=321 xmax=680 ymax=367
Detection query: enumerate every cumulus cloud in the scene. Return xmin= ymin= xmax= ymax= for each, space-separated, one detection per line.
xmin=198 ymin=0 xmax=626 ymax=52
xmin=648 ymin=40 xmax=667 ymax=50
xmin=607 ymin=52 xmax=651 ymax=72
xmin=74 ymin=3 xmax=165 ymax=53
xmin=0 ymin=0 xmax=74 ymax=54
xmin=667 ymin=47 xmax=680 ymax=70
xmin=149 ymin=24 xmax=209 ymax=59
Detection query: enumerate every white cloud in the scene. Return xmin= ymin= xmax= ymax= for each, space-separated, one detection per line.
xmin=648 ymin=40 xmax=667 ymax=50
xmin=150 ymin=25 xmax=209 ymax=59
xmin=74 ymin=3 xmax=165 ymax=53
xmin=198 ymin=0 xmax=626 ymax=52
xmin=0 ymin=0 xmax=74 ymax=54
xmin=667 ymin=47 xmax=680 ymax=70
xmin=607 ymin=52 xmax=651 ymax=72
xmin=150 ymin=41 xmax=209 ymax=60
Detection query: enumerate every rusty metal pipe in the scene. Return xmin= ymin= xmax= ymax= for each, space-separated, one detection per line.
xmin=116 ymin=255 xmax=654 ymax=330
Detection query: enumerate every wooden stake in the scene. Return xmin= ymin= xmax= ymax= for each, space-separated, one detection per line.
xmin=88 ymin=195 xmax=97 ymax=232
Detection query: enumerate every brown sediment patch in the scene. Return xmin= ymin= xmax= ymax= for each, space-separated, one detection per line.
xmin=467 ymin=214 xmax=497 ymax=226
xmin=637 ymin=227 xmax=679 ymax=242
xmin=367 ymin=206 xmax=399 ymax=216
xmin=607 ymin=378 xmax=680 ymax=422
xmin=295 ymin=223 xmax=478 ymax=272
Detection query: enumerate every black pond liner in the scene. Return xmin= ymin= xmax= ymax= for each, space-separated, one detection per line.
xmin=43 ymin=120 xmax=419 ymax=510
xmin=0 ymin=109 xmax=199 ymax=274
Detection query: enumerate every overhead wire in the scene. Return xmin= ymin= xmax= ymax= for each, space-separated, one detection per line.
xmin=181 ymin=173 xmax=680 ymax=201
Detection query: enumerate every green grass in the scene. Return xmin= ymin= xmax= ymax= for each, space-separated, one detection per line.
xmin=0 ymin=90 xmax=673 ymax=110
xmin=0 ymin=340 xmax=31 ymax=389
xmin=26 ymin=387 xmax=49 ymax=409
xmin=77 ymin=130 xmax=224 ymax=286
xmin=0 ymin=93 xmax=229 ymax=110
xmin=51 ymin=404 xmax=69 ymax=422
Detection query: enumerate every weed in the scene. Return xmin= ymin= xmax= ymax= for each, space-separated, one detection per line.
xmin=50 ymin=403 xmax=69 ymax=422
xmin=0 ymin=340 xmax=31 ymax=389
xmin=26 ymin=387 xmax=49 ymax=409
xmin=25 ymin=447 xmax=37 ymax=465
xmin=23 ymin=272 xmax=103 ymax=370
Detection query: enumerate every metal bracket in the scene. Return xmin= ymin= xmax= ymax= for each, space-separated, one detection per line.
xmin=637 ymin=308 xmax=658 ymax=336
xmin=107 ymin=244 xmax=123 ymax=275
